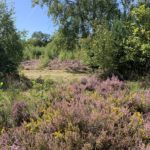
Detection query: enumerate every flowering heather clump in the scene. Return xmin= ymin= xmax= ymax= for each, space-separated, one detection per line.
xmin=80 ymin=75 xmax=125 ymax=97
xmin=144 ymin=90 xmax=150 ymax=110
xmin=0 ymin=76 xmax=150 ymax=149
xmin=143 ymin=112 xmax=150 ymax=141
xmin=47 ymin=59 xmax=88 ymax=72
xmin=0 ymin=127 xmax=36 ymax=150
xmin=84 ymin=76 xmax=99 ymax=91
xmin=12 ymin=101 xmax=30 ymax=126
xmin=127 ymin=90 xmax=150 ymax=113
xmin=80 ymin=78 xmax=88 ymax=85
xmin=1 ymin=96 xmax=145 ymax=149
xmin=98 ymin=76 xmax=125 ymax=96
xmin=44 ymin=98 xmax=144 ymax=150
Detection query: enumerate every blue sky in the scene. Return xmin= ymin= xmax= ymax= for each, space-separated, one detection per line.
xmin=7 ymin=0 xmax=57 ymax=38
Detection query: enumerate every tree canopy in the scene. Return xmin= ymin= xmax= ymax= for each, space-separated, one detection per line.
xmin=32 ymin=0 xmax=150 ymax=78
xmin=33 ymin=0 xmax=119 ymax=37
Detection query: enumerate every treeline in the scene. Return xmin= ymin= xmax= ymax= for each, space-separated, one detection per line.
xmin=0 ymin=0 xmax=150 ymax=79
xmin=30 ymin=0 xmax=150 ymax=79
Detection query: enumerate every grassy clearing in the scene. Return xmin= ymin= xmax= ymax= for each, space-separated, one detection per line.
xmin=21 ymin=69 xmax=88 ymax=82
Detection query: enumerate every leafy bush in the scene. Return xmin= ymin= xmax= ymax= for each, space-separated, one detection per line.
xmin=80 ymin=4 xmax=150 ymax=79
xmin=23 ymin=45 xmax=45 ymax=60
xmin=41 ymin=30 xmax=79 ymax=66
xmin=0 ymin=2 xmax=23 ymax=73
xmin=58 ymin=50 xmax=76 ymax=61
xmin=81 ymin=25 xmax=115 ymax=71
xmin=111 ymin=4 xmax=150 ymax=78
xmin=122 ymin=5 xmax=150 ymax=76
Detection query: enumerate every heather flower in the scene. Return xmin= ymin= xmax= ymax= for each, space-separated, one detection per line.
xmin=0 ymin=76 xmax=149 ymax=149
xmin=12 ymin=101 xmax=30 ymax=126
xmin=80 ymin=78 xmax=88 ymax=85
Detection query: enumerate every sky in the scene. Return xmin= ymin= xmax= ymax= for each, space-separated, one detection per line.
xmin=6 ymin=0 xmax=57 ymax=38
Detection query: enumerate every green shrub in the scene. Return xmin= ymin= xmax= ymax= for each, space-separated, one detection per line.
xmin=122 ymin=5 xmax=150 ymax=76
xmin=41 ymin=30 xmax=81 ymax=66
xmin=109 ymin=4 xmax=150 ymax=78
xmin=0 ymin=2 xmax=23 ymax=73
xmin=111 ymin=5 xmax=150 ymax=78
xmin=23 ymin=45 xmax=45 ymax=60
xmin=58 ymin=50 xmax=76 ymax=61
xmin=81 ymin=4 xmax=150 ymax=79
xmin=81 ymin=25 xmax=115 ymax=71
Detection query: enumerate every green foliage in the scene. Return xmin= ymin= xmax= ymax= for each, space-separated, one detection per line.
xmin=26 ymin=38 xmax=44 ymax=47
xmin=0 ymin=2 xmax=23 ymax=73
xmin=109 ymin=19 xmax=129 ymax=77
xmin=45 ymin=31 xmax=64 ymax=58
xmin=23 ymin=45 xmax=44 ymax=60
xmin=123 ymin=4 xmax=150 ymax=75
xmin=41 ymin=31 xmax=64 ymax=66
xmin=33 ymin=0 xmax=119 ymax=51
xmin=30 ymin=31 xmax=50 ymax=47
xmin=32 ymin=0 xmax=150 ymax=79
xmin=81 ymin=25 xmax=114 ymax=71
xmin=81 ymin=4 xmax=150 ymax=78
xmin=23 ymin=31 xmax=50 ymax=60
xmin=41 ymin=30 xmax=79 ymax=66
xmin=23 ymin=30 xmax=81 ymax=67
xmin=58 ymin=50 xmax=76 ymax=61
xmin=109 ymin=4 xmax=150 ymax=78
